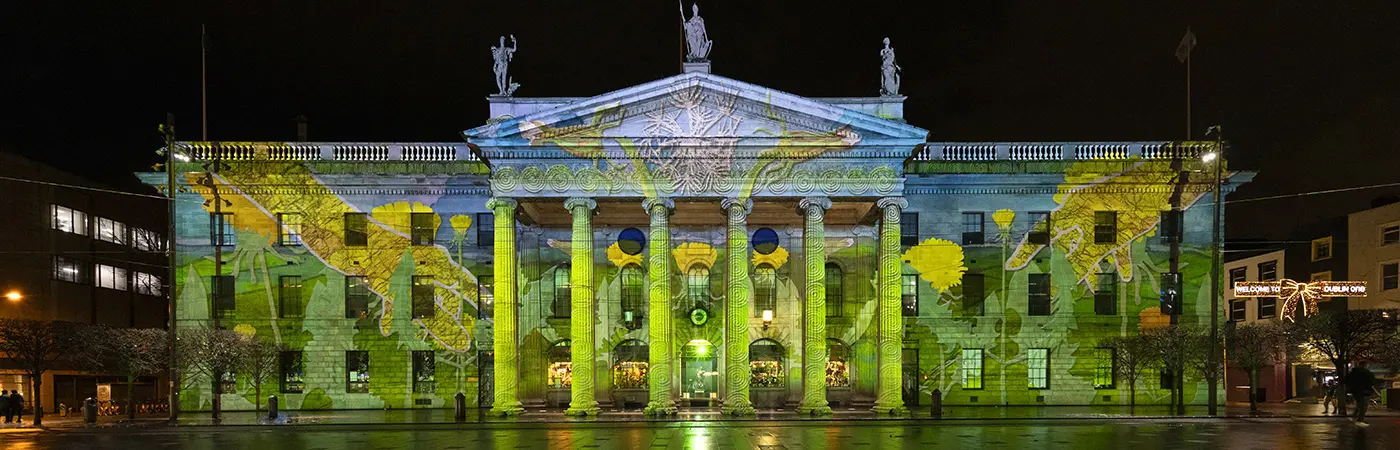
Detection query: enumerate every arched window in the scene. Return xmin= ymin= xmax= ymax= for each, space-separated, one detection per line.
xmin=687 ymin=265 xmax=709 ymax=305
xmin=825 ymin=263 xmax=843 ymax=318
xmin=754 ymin=264 xmax=777 ymax=317
xmin=612 ymin=339 xmax=649 ymax=389
xmin=749 ymin=339 xmax=785 ymax=388
xmin=826 ymin=338 xmax=850 ymax=387
xmin=547 ymin=340 xmax=572 ymax=389
xmin=620 ymin=265 xmax=644 ymax=330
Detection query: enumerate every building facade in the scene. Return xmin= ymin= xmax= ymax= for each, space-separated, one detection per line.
xmin=1348 ymin=199 xmax=1400 ymax=310
xmin=145 ymin=71 xmax=1246 ymax=414
xmin=0 ymin=152 xmax=169 ymax=413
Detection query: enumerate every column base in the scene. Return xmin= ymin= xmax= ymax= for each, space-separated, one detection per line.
xmin=643 ymin=400 xmax=678 ymax=416
xmin=721 ymin=404 xmax=755 ymax=416
xmin=796 ymin=404 xmax=833 ymax=416
xmin=565 ymin=405 xmax=602 ymax=417
xmin=488 ymin=405 xmax=525 ymax=416
xmin=871 ymin=404 xmax=910 ymax=416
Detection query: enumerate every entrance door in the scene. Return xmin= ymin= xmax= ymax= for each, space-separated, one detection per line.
xmin=682 ymin=340 xmax=718 ymax=406
xmin=478 ymin=351 xmax=494 ymax=408
xmin=902 ymin=348 xmax=920 ymax=406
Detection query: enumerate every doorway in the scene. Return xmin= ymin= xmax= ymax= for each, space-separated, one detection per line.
xmin=902 ymin=348 xmax=920 ymax=406
xmin=682 ymin=340 xmax=718 ymax=407
xmin=477 ymin=351 xmax=493 ymax=408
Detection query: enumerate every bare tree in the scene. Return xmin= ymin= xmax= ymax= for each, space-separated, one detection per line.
xmin=1104 ymin=334 xmax=1156 ymax=407
xmin=175 ymin=328 xmax=250 ymax=422
xmin=1145 ymin=326 xmax=1192 ymax=414
xmin=1225 ymin=322 xmax=1286 ymax=411
xmin=1185 ymin=324 xmax=1224 ymax=410
xmin=0 ymin=319 xmax=91 ymax=426
xmin=1283 ymin=309 xmax=1399 ymax=417
xmin=242 ymin=338 xmax=285 ymax=413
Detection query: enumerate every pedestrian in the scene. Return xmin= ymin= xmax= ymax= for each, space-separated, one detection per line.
xmin=1345 ymin=365 xmax=1377 ymax=426
xmin=1320 ymin=378 xmax=1337 ymax=414
xmin=0 ymin=390 xmax=10 ymax=424
xmin=9 ymin=389 xmax=21 ymax=425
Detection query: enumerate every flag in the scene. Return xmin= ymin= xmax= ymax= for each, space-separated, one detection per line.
xmin=1175 ymin=28 xmax=1197 ymax=63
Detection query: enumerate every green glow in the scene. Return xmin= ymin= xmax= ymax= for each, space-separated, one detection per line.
xmin=488 ymin=197 xmax=524 ymax=416
xmin=797 ymin=197 xmax=832 ymax=415
xmin=565 ymin=198 xmax=602 ymax=416
xmin=720 ymin=198 xmax=755 ymax=416
xmin=643 ymin=198 xmax=678 ymax=416
xmin=872 ymin=198 xmax=908 ymax=415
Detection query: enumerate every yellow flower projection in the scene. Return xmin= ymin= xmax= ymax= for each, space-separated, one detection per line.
xmin=901 ymin=237 xmax=968 ymax=291
xmin=673 ymin=242 xmax=717 ymax=271
xmin=233 ymin=323 xmax=257 ymax=337
xmin=607 ymin=242 xmax=644 ymax=267
xmin=449 ymin=214 xmax=473 ymax=240
xmin=751 ymin=245 xmax=789 ymax=269
xmin=993 ymin=209 xmax=1015 ymax=233
xmin=370 ymin=201 xmax=440 ymax=236
xmin=1139 ymin=307 xmax=1171 ymax=330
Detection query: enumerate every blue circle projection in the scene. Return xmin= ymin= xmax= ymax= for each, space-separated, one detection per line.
xmin=618 ymin=228 xmax=646 ymax=255
xmin=752 ymin=228 xmax=779 ymax=255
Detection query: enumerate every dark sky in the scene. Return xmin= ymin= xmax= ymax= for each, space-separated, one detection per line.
xmin=3 ymin=1 xmax=1398 ymax=240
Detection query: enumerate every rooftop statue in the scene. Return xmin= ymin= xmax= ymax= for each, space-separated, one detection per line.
xmin=491 ymin=35 xmax=520 ymax=96
xmin=680 ymin=2 xmax=712 ymax=62
xmin=880 ymin=37 xmax=901 ymax=97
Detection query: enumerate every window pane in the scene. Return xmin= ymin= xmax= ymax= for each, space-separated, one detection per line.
xmin=754 ymin=265 xmax=777 ymax=316
xmin=477 ymin=213 xmax=494 ymax=247
xmin=1028 ymin=212 xmax=1050 ymax=245
xmin=1028 ymin=274 xmax=1051 ymax=316
xmin=345 ymin=276 xmax=369 ymax=319
xmin=280 ymin=276 xmax=303 ymax=318
xmin=1229 ymin=267 xmax=1247 ymax=284
xmin=554 ymin=267 xmax=571 ymax=318
xmin=412 ymin=276 xmax=435 ymax=318
xmin=279 ymin=213 xmax=302 ymax=245
xmin=900 ymin=212 xmax=919 ymax=246
xmin=688 ymin=265 xmax=709 ymax=305
xmin=621 ymin=266 xmax=643 ymax=330
xmin=96 ymin=264 xmax=129 ymax=291
xmin=962 ymin=273 xmax=984 ymax=316
xmin=1383 ymin=263 xmax=1399 ymax=290
xmin=344 ymin=213 xmax=368 ymax=246
xmin=901 ymin=274 xmax=918 ymax=316
xmin=413 ymin=350 xmax=436 ymax=393
xmin=98 ymin=218 xmax=128 ymax=244
xmin=1259 ymin=297 xmax=1277 ymax=318
xmin=53 ymin=256 xmax=84 ymax=283
xmin=346 ymin=351 xmax=369 ymax=393
xmin=477 ymin=275 xmax=494 ymax=319
xmin=1094 ymin=211 xmax=1116 ymax=244
xmin=411 ymin=212 xmax=435 ymax=246
xmin=961 ymin=349 xmax=983 ymax=389
xmin=1230 ymin=300 xmax=1246 ymax=321
xmin=1094 ymin=274 xmax=1116 ymax=315
xmin=280 ymin=351 xmax=304 ymax=393
xmin=1094 ymin=348 xmax=1115 ymax=389
xmin=962 ymin=212 xmax=984 ymax=245
xmin=825 ymin=264 xmax=843 ymax=317
xmin=134 ymin=272 xmax=161 ymax=296
xmin=1028 ymin=348 xmax=1049 ymax=389
xmin=210 ymin=213 xmax=233 ymax=246
xmin=1258 ymin=261 xmax=1278 ymax=281
xmin=1383 ymin=225 xmax=1400 ymax=246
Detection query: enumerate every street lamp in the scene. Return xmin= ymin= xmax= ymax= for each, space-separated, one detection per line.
xmin=4 ymin=291 xmax=21 ymax=302
xmin=1203 ymin=125 xmax=1224 ymax=416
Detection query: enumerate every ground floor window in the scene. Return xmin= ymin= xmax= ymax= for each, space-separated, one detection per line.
xmin=413 ymin=350 xmax=436 ymax=394
xmin=1028 ymin=348 xmax=1049 ymax=389
xmin=961 ymin=349 xmax=984 ymax=389
xmin=346 ymin=351 xmax=369 ymax=393
xmin=749 ymin=339 xmax=785 ymax=388
xmin=218 ymin=371 xmax=236 ymax=394
xmin=612 ymin=340 xmax=648 ymax=389
xmin=826 ymin=339 xmax=850 ymax=387
xmin=1094 ymin=348 xmax=1115 ymax=389
xmin=280 ymin=351 xmax=304 ymax=394
xmin=548 ymin=340 xmax=572 ymax=389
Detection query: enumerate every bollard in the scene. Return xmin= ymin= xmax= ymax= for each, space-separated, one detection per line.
xmin=83 ymin=397 xmax=97 ymax=425
xmin=267 ymin=396 xmax=278 ymax=421
xmin=454 ymin=392 xmax=467 ymax=422
xmin=931 ymin=389 xmax=942 ymax=419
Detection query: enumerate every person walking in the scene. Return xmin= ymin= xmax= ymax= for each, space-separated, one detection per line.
xmin=1320 ymin=378 xmax=1338 ymax=414
xmin=9 ymin=390 xmax=21 ymax=425
xmin=1345 ymin=366 xmax=1377 ymax=426
xmin=0 ymin=390 xmax=10 ymax=424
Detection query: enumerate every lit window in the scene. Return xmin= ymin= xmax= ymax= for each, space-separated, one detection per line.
xmin=826 ymin=339 xmax=850 ymax=387
xmin=280 ymin=276 xmax=303 ymax=318
xmin=1028 ymin=274 xmax=1051 ymax=316
xmin=961 ymin=349 xmax=984 ymax=390
xmin=1095 ymin=273 xmax=1116 ymax=315
xmin=687 ymin=265 xmax=709 ymax=305
xmin=825 ymin=263 xmax=843 ymax=317
xmin=1383 ymin=224 xmax=1400 ymax=246
xmin=412 ymin=350 xmax=436 ymax=394
xmin=901 ymin=274 xmax=918 ymax=316
xmin=53 ymin=256 xmax=85 ymax=283
xmin=412 ymin=276 xmax=435 ymax=319
xmin=96 ymin=264 xmax=128 ymax=291
xmin=477 ymin=275 xmax=493 ymax=320
xmin=612 ymin=340 xmax=649 ymax=389
xmin=209 ymin=213 xmax=233 ymax=246
xmin=620 ymin=265 xmax=644 ymax=330
xmin=97 ymin=218 xmax=127 ymax=245
xmin=749 ymin=339 xmax=785 ymax=388
xmin=346 ymin=351 xmax=370 ymax=393
xmin=548 ymin=340 xmax=572 ymax=389
xmin=345 ymin=276 xmax=370 ymax=319
xmin=133 ymin=228 xmax=163 ymax=252
xmin=133 ymin=272 xmax=161 ymax=296
xmin=1028 ymin=212 xmax=1050 ymax=245
xmin=280 ymin=351 xmax=304 ymax=393
xmin=552 ymin=267 xmax=571 ymax=318
xmin=1028 ymin=348 xmax=1049 ymax=389
xmin=1094 ymin=348 xmax=1115 ymax=389
xmin=1312 ymin=237 xmax=1333 ymax=261
xmin=754 ymin=265 xmax=777 ymax=317
xmin=1094 ymin=211 xmax=1117 ymax=244
xmin=278 ymin=213 xmax=302 ymax=246
xmin=962 ymin=212 xmax=985 ymax=245
xmin=1383 ymin=263 xmax=1399 ymax=291
xmin=51 ymin=205 xmax=89 ymax=235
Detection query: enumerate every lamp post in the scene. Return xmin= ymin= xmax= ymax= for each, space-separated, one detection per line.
xmin=1203 ymin=125 xmax=1224 ymax=416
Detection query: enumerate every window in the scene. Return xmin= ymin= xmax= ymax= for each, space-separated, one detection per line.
xmin=825 ymin=263 xmax=843 ymax=317
xmin=1230 ymin=300 xmax=1246 ymax=321
xmin=620 ymin=265 xmax=644 ymax=330
xmin=900 ymin=212 xmax=919 ymax=246
xmin=1028 ymin=212 xmax=1050 ymax=245
xmin=1028 ymin=348 xmax=1049 ymax=389
xmin=476 ymin=213 xmax=494 ymax=247
xmin=53 ymin=256 xmax=85 ymax=283
xmin=1094 ymin=211 xmax=1117 ymax=244
xmin=132 ymin=228 xmax=162 ymax=252
xmin=961 ymin=349 xmax=984 ymax=390
xmin=209 ymin=213 xmax=233 ymax=246
xmin=412 ymin=276 xmax=435 ymax=318
xmin=1383 ymin=263 xmax=1399 ymax=291
xmin=1028 ymin=274 xmax=1051 ymax=316
xmin=901 ymin=274 xmax=919 ymax=316
xmin=280 ymin=276 xmax=303 ymax=318
xmin=477 ymin=275 xmax=494 ymax=319
xmin=1259 ymin=297 xmax=1277 ymax=319
xmin=1258 ymin=261 xmax=1278 ymax=281
xmin=612 ymin=340 xmax=649 ymax=389
xmin=410 ymin=212 xmax=435 ymax=246
xmin=212 ymin=275 xmax=234 ymax=318
xmin=346 ymin=351 xmax=370 ymax=393
xmin=754 ymin=265 xmax=777 ymax=317
xmin=413 ymin=350 xmax=436 ymax=393
xmin=278 ymin=213 xmax=302 ymax=246
xmin=1312 ymin=237 xmax=1333 ymax=261
xmin=1094 ymin=348 xmax=1115 ymax=389
xmin=749 ymin=339 xmax=786 ymax=388
xmin=1159 ymin=210 xmax=1183 ymax=243
xmin=962 ymin=273 xmax=985 ymax=316
xmin=826 ymin=339 xmax=850 ymax=387
xmin=1311 ymin=271 xmax=1332 ymax=282
xmin=962 ymin=212 xmax=985 ymax=245
xmin=218 ymin=371 xmax=236 ymax=394
xmin=345 ymin=276 xmax=370 ymax=319
xmin=1229 ymin=267 xmax=1247 ymax=284
xmin=96 ymin=264 xmax=128 ymax=291
xmin=344 ymin=213 xmax=368 ymax=246
xmin=1383 ymin=224 xmax=1400 ymax=246
xmin=1160 ymin=368 xmax=1176 ymax=390
xmin=1160 ymin=272 xmax=1182 ymax=315
xmin=552 ymin=267 xmax=571 ymax=318
xmin=133 ymin=272 xmax=161 ymax=296
xmin=51 ymin=205 xmax=89 ymax=235
xmin=687 ymin=265 xmax=709 ymax=305
xmin=1095 ymin=274 xmax=1116 ymax=315
xmin=547 ymin=340 xmax=572 ymax=389
xmin=97 ymin=217 xmax=127 ymax=245
xmin=280 ymin=351 xmax=304 ymax=393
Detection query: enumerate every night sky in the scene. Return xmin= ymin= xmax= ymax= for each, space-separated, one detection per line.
xmin=3 ymin=1 xmax=1397 ymax=240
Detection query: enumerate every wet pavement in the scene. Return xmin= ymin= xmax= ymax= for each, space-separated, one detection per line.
xmin=2 ymin=417 xmax=1398 ymax=449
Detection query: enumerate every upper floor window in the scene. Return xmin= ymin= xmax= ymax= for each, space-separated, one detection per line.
xmin=1028 ymin=274 xmax=1051 ymax=316
xmin=552 ymin=266 xmax=571 ymax=318
xmin=213 ymin=275 xmax=235 ymax=318
xmin=1229 ymin=267 xmax=1247 ymax=284
xmin=1159 ymin=210 xmax=1183 ymax=243
xmin=824 ymin=263 xmax=843 ymax=317
xmin=477 ymin=275 xmax=494 ymax=320
xmin=96 ymin=264 xmax=128 ymax=291
xmin=1312 ymin=236 xmax=1333 ymax=261
xmin=412 ymin=275 xmax=435 ymax=319
xmin=962 ymin=212 xmax=985 ymax=245
xmin=132 ymin=228 xmax=163 ymax=252
xmin=133 ymin=272 xmax=161 ymax=296
xmin=901 ymin=274 xmax=918 ymax=316
xmin=900 ymin=212 xmax=919 ymax=246
xmin=1382 ymin=262 xmax=1399 ymax=291
xmin=1094 ymin=273 xmax=1116 ymax=315
xmin=345 ymin=276 xmax=370 ymax=319
xmin=620 ymin=265 xmax=644 ymax=330
xmin=754 ymin=264 xmax=777 ymax=318
xmin=346 ymin=351 xmax=370 ymax=393
xmin=210 ymin=213 xmax=233 ymax=246
xmin=97 ymin=217 xmax=127 ymax=245
xmin=961 ymin=273 xmax=985 ymax=316
xmin=1258 ymin=261 xmax=1278 ymax=281
xmin=687 ymin=265 xmax=709 ymax=305
xmin=476 ymin=213 xmax=494 ymax=247
xmin=344 ymin=213 xmax=368 ymax=247
xmin=280 ymin=276 xmax=304 ymax=318
xmin=1229 ymin=300 xmax=1246 ymax=322
xmin=51 ymin=205 xmax=89 ymax=235
xmin=410 ymin=212 xmax=435 ymax=246
xmin=1311 ymin=271 xmax=1332 ymax=282
xmin=278 ymin=213 xmax=302 ymax=246
xmin=1094 ymin=211 xmax=1117 ymax=244
xmin=1383 ymin=224 xmax=1400 ymax=246
xmin=53 ymin=256 xmax=86 ymax=283
xmin=1028 ymin=212 xmax=1050 ymax=245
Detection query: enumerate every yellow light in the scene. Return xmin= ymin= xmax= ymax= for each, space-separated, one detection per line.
xmin=1201 ymin=152 xmax=1218 ymax=163
xmin=762 ymin=309 xmax=774 ymax=323
xmin=4 ymin=291 xmax=20 ymax=302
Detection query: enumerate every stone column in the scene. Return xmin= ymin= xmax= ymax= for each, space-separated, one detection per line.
xmin=564 ymin=197 xmax=602 ymax=416
xmin=797 ymin=196 xmax=833 ymax=415
xmin=486 ymin=197 xmax=524 ymax=416
xmin=720 ymin=197 xmax=755 ymax=416
xmin=643 ymin=198 xmax=678 ymax=416
xmin=872 ymin=197 xmax=909 ymax=415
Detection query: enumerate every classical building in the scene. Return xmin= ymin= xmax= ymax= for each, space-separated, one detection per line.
xmin=143 ymin=68 xmax=1248 ymax=415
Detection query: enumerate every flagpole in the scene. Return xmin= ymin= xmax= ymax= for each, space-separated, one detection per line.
xmin=1186 ymin=26 xmax=1191 ymax=140
xmin=201 ymin=24 xmax=208 ymax=141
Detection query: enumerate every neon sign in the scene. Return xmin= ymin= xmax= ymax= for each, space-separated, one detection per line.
xmin=1232 ymin=279 xmax=1367 ymax=321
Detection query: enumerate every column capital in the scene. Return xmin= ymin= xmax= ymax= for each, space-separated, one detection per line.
xmin=486 ymin=197 xmax=517 ymax=211
xmin=642 ymin=197 xmax=675 ymax=216
xmin=720 ymin=197 xmax=753 ymax=216
xmin=797 ymin=196 xmax=832 ymax=215
xmin=875 ymin=197 xmax=908 ymax=211
xmin=564 ymin=197 xmax=598 ymax=214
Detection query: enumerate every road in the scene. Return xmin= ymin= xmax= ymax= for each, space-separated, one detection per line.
xmin=2 ymin=418 xmax=1396 ymax=449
